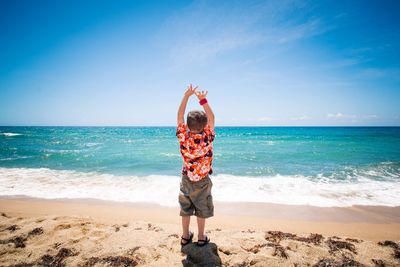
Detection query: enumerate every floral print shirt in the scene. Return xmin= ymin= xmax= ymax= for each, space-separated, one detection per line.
xmin=176 ymin=123 xmax=216 ymax=182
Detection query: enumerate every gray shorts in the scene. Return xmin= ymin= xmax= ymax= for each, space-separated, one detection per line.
xmin=178 ymin=174 xmax=214 ymax=218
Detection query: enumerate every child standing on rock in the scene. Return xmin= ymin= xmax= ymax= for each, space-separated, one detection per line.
xmin=176 ymin=84 xmax=216 ymax=247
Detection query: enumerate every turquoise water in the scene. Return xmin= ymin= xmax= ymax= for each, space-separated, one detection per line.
xmin=1 ymin=127 xmax=400 ymax=207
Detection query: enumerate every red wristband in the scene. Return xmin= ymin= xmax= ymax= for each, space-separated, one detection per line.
xmin=199 ymin=98 xmax=208 ymax=105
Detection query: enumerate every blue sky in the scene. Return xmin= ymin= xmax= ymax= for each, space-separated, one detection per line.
xmin=0 ymin=0 xmax=399 ymax=126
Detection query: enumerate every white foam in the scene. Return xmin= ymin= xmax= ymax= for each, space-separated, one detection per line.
xmin=1 ymin=132 xmax=22 ymax=137
xmin=42 ymin=149 xmax=82 ymax=153
xmin=0 ymin=167 xmax=399 ymax=207
xmin=0 ymin=156 xmax=33 ymax=161
xmin=160 ymin=153 xmax=180 ymax=157
xmin=85 ymin=142 xmax=101 ymax=147
xmin=0 ymin=167 xmax=180 ymax=206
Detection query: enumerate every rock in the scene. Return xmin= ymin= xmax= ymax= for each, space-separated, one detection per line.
xmin=181 ymin=242 xmax=222 ymax=267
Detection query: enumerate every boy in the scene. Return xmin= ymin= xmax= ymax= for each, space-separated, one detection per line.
xmin=176 ymin=84 xmax=216 ymax=247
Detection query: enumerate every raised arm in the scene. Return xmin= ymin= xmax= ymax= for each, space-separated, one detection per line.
xmin=195 ymin=90 xmax=215 ymax=130
xmin=177 ymin=84 xmax=197 ymax=125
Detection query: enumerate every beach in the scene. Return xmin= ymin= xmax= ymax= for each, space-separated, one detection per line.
xmin=1 ymin=126 xmax=400 ymax=265
xmin=1 ymin=0 xmax=400 ymax=264
xmin=1 ymin=197 xmax=399 ymax=266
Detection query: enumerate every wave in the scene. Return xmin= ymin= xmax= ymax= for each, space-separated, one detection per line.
xmin=0 ymin=156 xmax=33 ymax=161
xmin=0 ymin=132 xmax=22 ymax=137
xmin=160 ymin=153 xmax=180 ymax=157
xmin=0 ymin=167 xmax=399 ymax=207
xmin=42 ymin=149 xmax=83 ymax=153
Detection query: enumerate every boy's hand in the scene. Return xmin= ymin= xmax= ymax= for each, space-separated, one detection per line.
xmin=195 ymin=90 xmax=208 ymax=100
xmin=184 ymin=84 xmax=198 ymax=97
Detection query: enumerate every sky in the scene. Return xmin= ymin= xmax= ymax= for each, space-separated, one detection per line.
xmin=0 ymin=0 xmax=399 ymax=126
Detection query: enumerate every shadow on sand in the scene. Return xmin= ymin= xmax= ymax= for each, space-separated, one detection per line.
xmin=181 ymin=241 xmax=222 ymax=267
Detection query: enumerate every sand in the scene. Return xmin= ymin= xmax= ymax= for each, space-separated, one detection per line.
xmin=0 ymin=197 xmax=399 ymax=266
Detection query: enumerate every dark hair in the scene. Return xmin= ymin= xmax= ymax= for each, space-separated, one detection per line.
xmin=187 ymin=110 xmax=208 ymax=132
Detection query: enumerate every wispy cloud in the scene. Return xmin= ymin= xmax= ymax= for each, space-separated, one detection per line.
xmin=354 ymin=67 xmax=400 ymax=80
xmin=156 ymin=0 xmax=328 ymax=69
xmin=327 ymin=113 xmax=380 ymax=120
xmin=320 ymin=58 xmax=361 ymax=69
xmin=271 ymin=19 xmax=325 ymax=44
xmin=250 ymin=117 xmax=275 ymax=122
xmin=339 ymin=44 xmax=400 ymax=80
xmin=249 ymin=115 xmax=311 ymax=122
xmin=289 ymin=115 xmax=312 ymax=120
xmin=327 ymin=113 xmax=357 ymax=119
xmin=362 ymin=114 xmax=379 ymax=119
xmin=225 ymin=113 xmax=385 ymax=126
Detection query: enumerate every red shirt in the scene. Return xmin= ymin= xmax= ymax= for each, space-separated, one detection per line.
xmin=176 ymin=123 xmax=216 ymax=181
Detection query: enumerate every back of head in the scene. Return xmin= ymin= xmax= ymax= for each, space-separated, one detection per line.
xmin=187 ymin=110 xmax=208 ymax=132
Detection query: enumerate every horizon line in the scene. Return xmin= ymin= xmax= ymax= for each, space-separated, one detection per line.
xmin=1 ymin=125 xmax=400 ymax=128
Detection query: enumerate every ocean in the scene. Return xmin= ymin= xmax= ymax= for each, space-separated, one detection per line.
xmin=1 ymin=126 xmax=399 ymax=207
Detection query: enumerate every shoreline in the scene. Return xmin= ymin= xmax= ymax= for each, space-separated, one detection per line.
xmin=1 ymin=197 xmax=400 ymax=266
xmin=1 ymin=196 xmax=399 ymax=241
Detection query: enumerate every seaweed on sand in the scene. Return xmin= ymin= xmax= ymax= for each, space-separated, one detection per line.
xmin=265 ymin=231 xmax=324 ymax=245
xmin=378 ymin=240 xmax=400 ymax=260
xmin=82 ymin=256 xmax=138 ymax=267
xmin=0 ymin=227 xmax=44 ymax=248
xmin=38 ymin=248 xmax=79 ymax=267
xmin=326 ymin=238 xmax=357 ymax=254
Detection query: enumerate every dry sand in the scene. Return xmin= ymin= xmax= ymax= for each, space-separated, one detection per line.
xmin=0 ymin=197 xmax=399 ymax=266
